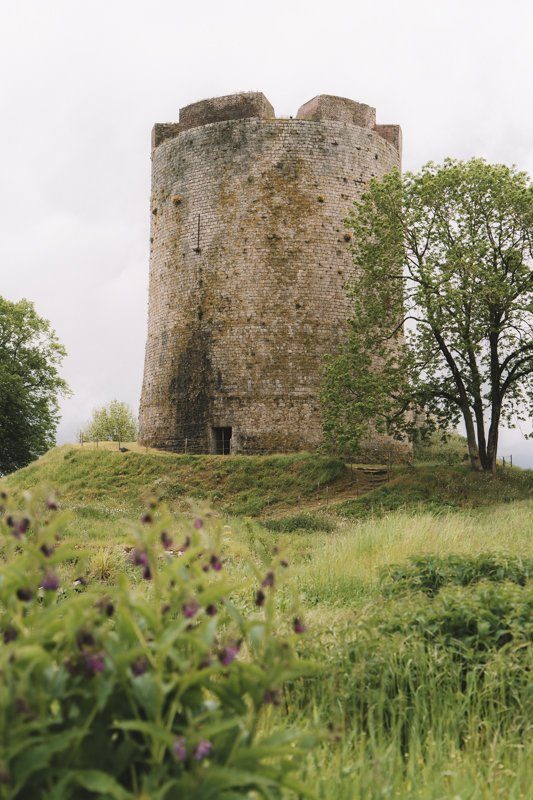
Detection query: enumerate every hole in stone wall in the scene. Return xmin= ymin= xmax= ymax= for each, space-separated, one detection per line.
xmin=213 ymin=426 xmax=232 ymax=455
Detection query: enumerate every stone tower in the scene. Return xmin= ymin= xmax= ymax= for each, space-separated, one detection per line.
xmin=139 ymin=92 xmax=403 ymax=456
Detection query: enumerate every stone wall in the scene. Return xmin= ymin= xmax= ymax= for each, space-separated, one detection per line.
xmin=139 ymin=93 xmax=407 ymax=459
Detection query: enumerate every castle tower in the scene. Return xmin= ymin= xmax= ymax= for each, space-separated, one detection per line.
xmin=139 ymin=92 xmax=403 ymax=457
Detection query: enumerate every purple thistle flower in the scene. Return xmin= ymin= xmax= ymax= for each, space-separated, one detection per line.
xmin=178 ymin=536 xmax=191 ymax=554
xmin=10 ymin=516 xmax=30 ymax=539
xmin=130 ymin=548 xmax=148 ymax=566
xmin=210 ymin=554 xmax=222 ymax=572
xmin=194 ymin=518 xmax=203 ymax=529
xmin=293 ymin=617 xmax=306 ymax=634
xmin=41 ymin=572 xmax=60 ymax=591
xmin=131 ymin=656 xmax=149 ymax=676
xmin=18 ymin=517 xmax=31 ymax=534
xmin=84 ymin=652 xmax=105 ymax=676
xmin=194 ymin=739 xmax=212 ymax=760
xmin=16 ymin=588 xmax=33 ymax=602
xmin=206 ymin=604 xmax=217 ymax=617
xmin=64 ymin=658 xmax=79 ymax=676
xmin=173 ymin=736 xmax=187 ymax=762
xmin=40 ymin=543 xmax=54 ymax=557
xmin=183 ymin=600 xmax=199 ymax=619
xmin=160 ymin=531 xmax=173 ymax=550
xmin=255 ymin=589 xmax=266 ymax=607
xmin=141 ymin=564 xmax=152 ymax=580
xmin=140 ymin=512 xmax=152 ymax=524
xmin=261 ymin=571 xmax=275 ymax=589
xmin=280 ymin=559 xmax=289 ymax=568
xmin=218 ymin=641 xmax=240 ymax=666
xmin=263 ymin=689 xmax=282 ymax=705
xmin=46 ymin=498 xmax=58 ymax=511
xmin=76 ymin=631 xmax=96 ymax=650
xmin=3 ymin=626 xmax=18 ymax=644
xmin=101 ymin=601 xmax=115 ymax=617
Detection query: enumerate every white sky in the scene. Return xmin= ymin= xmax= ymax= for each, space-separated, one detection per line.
xmin=1 ymin=0 xmax=532 ymax=465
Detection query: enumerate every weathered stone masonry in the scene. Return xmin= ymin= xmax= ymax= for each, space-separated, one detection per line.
xmin=139 ymin=92 xmax=405 ymax=457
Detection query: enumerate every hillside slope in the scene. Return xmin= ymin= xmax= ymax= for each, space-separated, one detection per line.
xmin=4 ymin=445 xmax=532 ymax=519
xmin=5 ymin=446 xmax=352 ymax=516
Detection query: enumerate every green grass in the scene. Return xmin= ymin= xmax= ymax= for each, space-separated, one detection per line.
xmin=261 ymin=512 xmax=336 ymax=533
xmin=6 ymin=446 xmax=531 ymax=525
xmin=6 ymin=445 xmax=348 ymax=516
xmin=3 ymin=446 xmax=533 ymax=797
xmin=335 ymin=463 xmax=533 ymax=518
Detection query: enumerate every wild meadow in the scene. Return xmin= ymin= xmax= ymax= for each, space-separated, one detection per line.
xmin=1 ymin=446 xmax=532 ymax=798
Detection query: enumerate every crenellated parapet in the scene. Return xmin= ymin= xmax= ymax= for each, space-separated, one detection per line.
xmin=151 ymin=92 xmax=401 ymax=156
xmin=297 ymin=94 xmax=377 ymax=129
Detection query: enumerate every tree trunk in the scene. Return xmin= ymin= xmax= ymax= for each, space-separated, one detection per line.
xmin=462 ymin=405 xmax=483 ymax=471
xmin=486 ymin=403 xmax=501 ymax=472
xmin=486 ymin=327 xmax=502 ymax=472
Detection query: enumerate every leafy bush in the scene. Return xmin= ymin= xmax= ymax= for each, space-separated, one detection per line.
xmin=294 ymin=582 xmax=532 ymax=746
xmin=380 ymin=581 xmax=532 ymax=654
xmin=381 ymin=553 xmax=533 ymax=596
xmin=0 ymin=491 xmax=313 ymax=799
xmin=262 ymin=514 xmax=335 ymax=534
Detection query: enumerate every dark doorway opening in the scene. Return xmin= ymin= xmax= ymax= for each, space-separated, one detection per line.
xmin=213 ymin=426 xmax=232 ymax=455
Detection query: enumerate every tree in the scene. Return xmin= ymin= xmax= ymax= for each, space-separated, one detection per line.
xmin=0 ymin=297 xmax=69 ymax=474
xmin=84 ymin=400 xmax=137 ymax=447
xmin=322 ymin=159 xmax=533 ymax=471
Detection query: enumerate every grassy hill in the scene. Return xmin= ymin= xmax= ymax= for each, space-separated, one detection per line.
xmin=3 ymin=444 xmax=533 ymax=797
xmin=5 ymin=444 xmax=350 ymax=516
xmin=5 ymin=444 xmax=532 ymax=521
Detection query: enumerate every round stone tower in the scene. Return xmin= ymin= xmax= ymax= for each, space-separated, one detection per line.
xmin=139 ymin=92 xmax=403 ymax=456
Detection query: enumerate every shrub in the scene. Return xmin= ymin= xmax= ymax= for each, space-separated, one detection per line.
xmin=381 ymin=553 xmax=533 ymax=596
xmin=0 ymin=491 xmax=313 ymax=799
xmin=293 ymin=583 xmax=532 ymax=746
xmin=262 ymin=514 xmax=335 ymax=533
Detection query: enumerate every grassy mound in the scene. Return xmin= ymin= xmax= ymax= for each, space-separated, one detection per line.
xmin=5 ymin=446 xmax=348 ymax=516
xmin=335 ymin=464 xmax=533 ymax=518
xmin=5 ymin=447 xmax=532 ymax=525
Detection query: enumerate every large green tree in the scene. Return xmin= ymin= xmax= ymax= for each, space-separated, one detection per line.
xmin=83 ymin=400 xmax=137 ymax=447
xmin=322 ymin=159 xmax=533 ymax=471
xmin=0 ymin=297 xmax=69 ymax=474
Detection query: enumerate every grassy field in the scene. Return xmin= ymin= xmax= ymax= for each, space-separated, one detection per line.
xmin=2 ymin=446 xmax=532 ymax=798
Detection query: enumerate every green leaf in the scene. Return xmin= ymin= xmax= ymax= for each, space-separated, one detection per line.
xmin=65 ymin=770 xmax=132 ymax=799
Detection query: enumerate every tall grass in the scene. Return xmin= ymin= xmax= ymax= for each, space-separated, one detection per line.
xmin=291 ymin=503 xmax=533 ymax=607
xmin=3 ymin=448 xmax=532 ymax=798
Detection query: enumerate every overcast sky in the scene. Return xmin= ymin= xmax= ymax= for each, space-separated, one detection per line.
xmin=1 ymin=0 xmax=532 ymax=465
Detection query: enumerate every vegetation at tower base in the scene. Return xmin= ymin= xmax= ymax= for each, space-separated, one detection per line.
xmin=0 ymin=296 xmax=69 ymax=475
xmin=322 ymin=158 xmax=533 ymax=472
xmin=83 ymin=400 xmax=138 ymax=446
xmin=1 ymin=452 xmax=532 ymax=798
